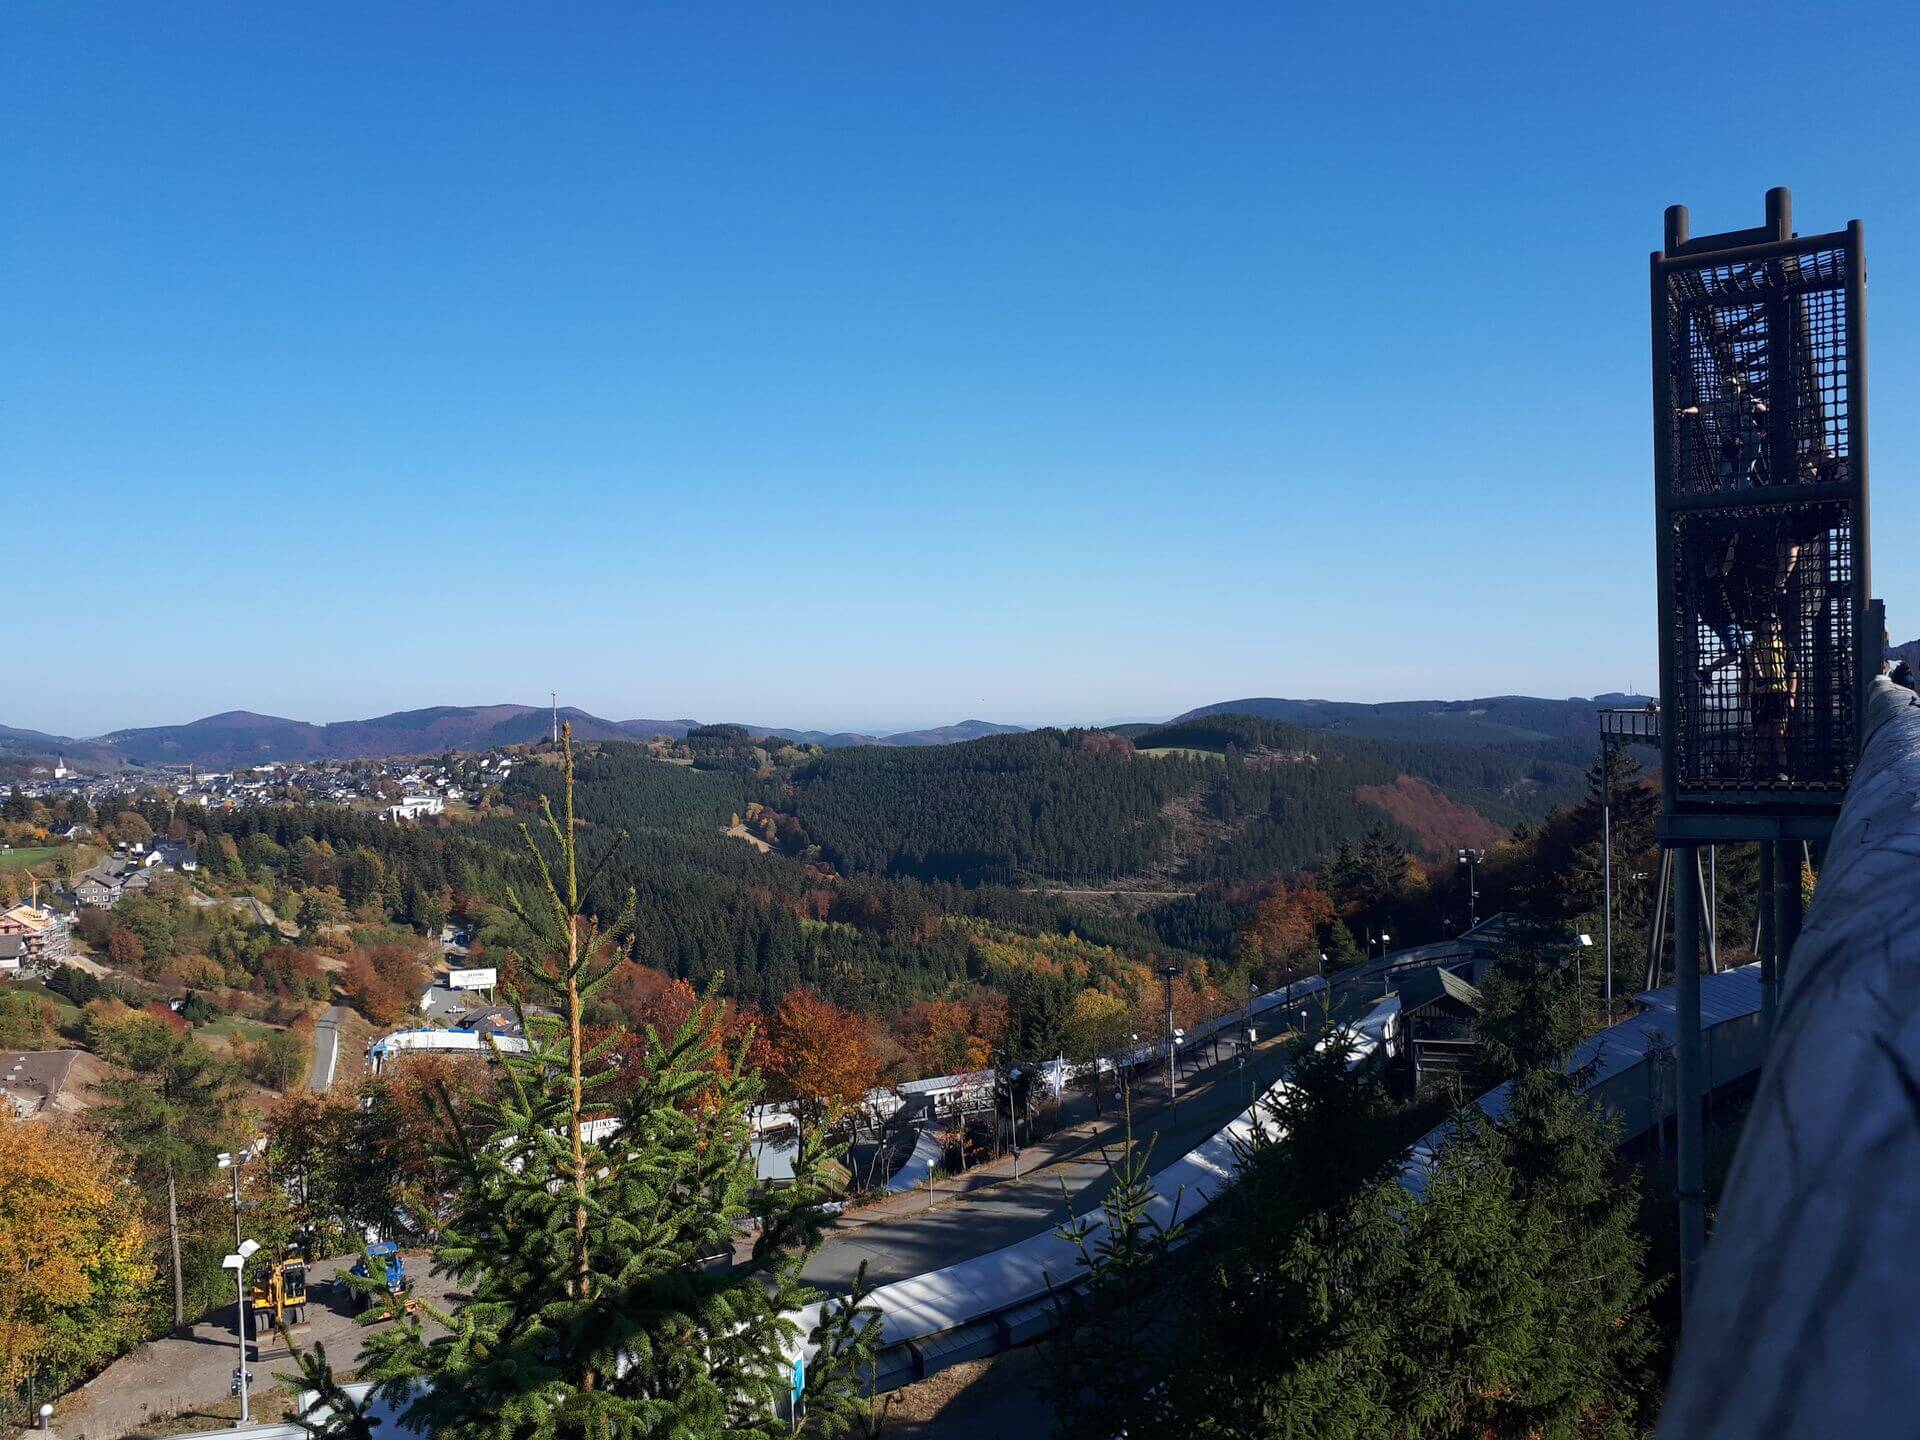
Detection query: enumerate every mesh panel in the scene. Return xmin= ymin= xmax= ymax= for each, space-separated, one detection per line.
xmin=1671 ymin=500 xmax=1855 ymax=796
xmin=1665 ymin=245 xmax=1852 ymax=497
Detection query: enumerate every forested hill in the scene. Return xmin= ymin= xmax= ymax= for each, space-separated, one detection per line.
xmin=758 ymin=717 xmax=1586 ymax=887
xmin=1170 ymin=693 xmax=1651 ymax=766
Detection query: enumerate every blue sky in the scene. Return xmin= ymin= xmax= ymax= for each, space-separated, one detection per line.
xmin=5 ymin=2 xmax=1917 ymax=737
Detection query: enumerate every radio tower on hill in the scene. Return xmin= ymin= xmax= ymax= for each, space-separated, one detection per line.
xmin=551 ymin=691 xmax=558 ymax=745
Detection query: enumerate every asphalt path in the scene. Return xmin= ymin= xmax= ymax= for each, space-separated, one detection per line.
xmin=308 ymin=1005 xmax=349 ymax=1093
xmin=803 ymin=1031 xmax=1300 ymax=1296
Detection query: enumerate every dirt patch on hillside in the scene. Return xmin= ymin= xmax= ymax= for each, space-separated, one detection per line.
xmin=1354 ymin=775 xmax=1507 ymax=860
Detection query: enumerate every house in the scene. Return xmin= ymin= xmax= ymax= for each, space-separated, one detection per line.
xmin=73 ymin=862 xmax=128 ymax=908
xmin=0 ymin=936 xmax=25 ymax=974
xmin=0 ymin=906 xmax=70 ymax=964
xmin=383 ymin=794 xmax=444 ymax=821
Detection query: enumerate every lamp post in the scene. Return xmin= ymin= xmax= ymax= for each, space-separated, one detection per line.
xmin=1158 ymin=963 xmax=1181 ymax=1109
xmin=222 ymin=1238 xmax=260 ymax=1425
xmin=1575 ymin=933 xmax=1594 ymax=1027
xmin=1457 ymin=850 xmax=1486 ymax=930
xmin=216 ymin=1144 xmax=260 ymax=1251
xmin=1004 ymin=1067 xmax=1022 ymax=1180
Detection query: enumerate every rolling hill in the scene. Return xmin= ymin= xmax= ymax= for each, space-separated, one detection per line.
xmin=1170 ymin=693 xmax=1654 ymax=765
xmin=0 ymin=706 xmax=1031 ymax=768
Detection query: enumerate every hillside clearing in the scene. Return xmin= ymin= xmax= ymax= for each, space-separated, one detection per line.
xmin=0 ymin=845 xmax=60 ymax=870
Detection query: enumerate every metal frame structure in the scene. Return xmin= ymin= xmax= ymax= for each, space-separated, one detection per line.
xmin=1650 ymin=189 xmax=1873 ymax=1311
xmin=1598 ymin=704 xmax=1660 ymax=1014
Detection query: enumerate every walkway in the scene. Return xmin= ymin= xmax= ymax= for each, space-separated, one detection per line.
xmin=803 ymin=1031 xmax=1299 ymax=1295
xmin=48 ymin=1255 xmax=455 ymax=1440
xmin=307 ymin=1006 xmax=349 ymax=1093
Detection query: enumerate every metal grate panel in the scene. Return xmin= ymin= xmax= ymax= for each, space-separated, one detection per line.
xmin=1670 ymin=500 xmax=1855 ymax=796
xmin=1665 ymin=245 xmax=1852 ymax=498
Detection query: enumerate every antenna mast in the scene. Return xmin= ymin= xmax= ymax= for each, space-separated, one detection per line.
xmin=551 ymin=691 xmax=558 ymax=745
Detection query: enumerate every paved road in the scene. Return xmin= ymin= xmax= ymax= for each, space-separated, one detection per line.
xmin=308 ymin=1006 xmax=349 ymax=1093
xmin=803 ymin=1031 xmax=1299 ymax=1295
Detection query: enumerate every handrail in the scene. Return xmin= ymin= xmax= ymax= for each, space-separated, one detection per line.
xmin=1660 ymin=678 xmax=1920 ymax=1436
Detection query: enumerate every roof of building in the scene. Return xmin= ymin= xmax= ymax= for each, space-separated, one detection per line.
xmin=0 ymin=1050 xmax=79 ymax=1117
xmin=1395 ymin=965 xmax=1484 ymax=1014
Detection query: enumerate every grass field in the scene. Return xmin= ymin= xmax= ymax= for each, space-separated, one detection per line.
xmin=0 ymin=845 xmax=60 ymax=871
xmin=1136 ymin=746 xmax=1225 ymax=761
xmin=197 ymin=1014 xmax=279 ymax=1042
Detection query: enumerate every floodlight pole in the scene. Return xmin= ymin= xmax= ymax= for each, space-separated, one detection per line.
xmin=1160 ymin=964 xmax=1179 ymax=1110
xmin=1601 ymin=747 xmax=1613 ymax=1014
xmin=1672 ymin=845 xmax=1707 ymax=1306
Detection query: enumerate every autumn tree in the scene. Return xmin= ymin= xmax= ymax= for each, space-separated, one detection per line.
xmin=0 ymin=1118 xmax=153 ymax=1406
xmin=106 ymin=926 xmax=145 ymax=970
xmin=342 ymin=943 xmax=430 ymax=1027
xmin=265 ymin=1091 xmax=361 ymax=1254
xmin=351 ymin=1051 xmax=494 ymax=1239
xmin=1236 ymin=878 xmax=1336 ymax=981
xmin=0 ymin=992 xmax=54 ymax=1049
xmin=763 ymin=988 xmax=883 ymax=1143
xmin=895 ymin=995 xmax=1001 ymax=1077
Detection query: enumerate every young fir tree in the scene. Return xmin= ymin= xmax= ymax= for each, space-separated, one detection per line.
xmin=1467 ymin=941 xmax=1660 ymax=1438
xmin=94 ymin=1015 xmax=242 ymax=1329
xmin=291 ymin=726 xmax=878 ymax=1440
xmin=1163 ymin=1027 xmax=1408 ymax=1436
xmin=1047 ymin=1095 xmax=1186 ymax=1440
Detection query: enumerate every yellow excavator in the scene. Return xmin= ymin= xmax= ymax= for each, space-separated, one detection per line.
xmin=248 ymin=1247 xmax=310 ymax=1329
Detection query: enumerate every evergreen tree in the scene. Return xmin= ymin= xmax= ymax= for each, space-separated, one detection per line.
xmin=1047 ymin=1098 xmax=1186 ymax=1440
xmin=1466 ymin=939 xmax=1661 ymax=1437
xmin=1164 ymin=1028 xmax=1402 ymax=1433
xmin=94 ymin=1016 xmax=242 ymax=1328
xmin=291 ymin=727 xmax=878 ymax=1440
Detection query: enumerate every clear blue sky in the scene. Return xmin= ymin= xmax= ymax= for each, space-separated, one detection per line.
xmin=5 ymin=2 xmax=1916 ymax=737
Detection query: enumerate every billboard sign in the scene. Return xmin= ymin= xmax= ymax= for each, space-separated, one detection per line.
xmin=447 ymin=967 xmax=497 ymax=991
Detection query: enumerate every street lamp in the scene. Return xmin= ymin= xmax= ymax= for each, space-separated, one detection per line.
xmin=1005 ymin=1067 xmax=1023 ymax=1181
xmin=1575 ymin=933 xmax=1594 ymax=1026
xmin=1158 ymin=963 xmax=1182 ymax=1109
xmin=222 ymin=1238 xmax=260 ymax=1425
xmin=216 ymin=1143 xmax=263 ymax=1251
xmin=1457 ymin=849 xmax=1487 ymax=930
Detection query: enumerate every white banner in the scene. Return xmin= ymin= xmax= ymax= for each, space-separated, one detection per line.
xmin=446 ymin=967 xmax=497 ymax=991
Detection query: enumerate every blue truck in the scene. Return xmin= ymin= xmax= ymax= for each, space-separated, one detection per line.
xmin=347 ymin=1241 xmax=414 ymax=1316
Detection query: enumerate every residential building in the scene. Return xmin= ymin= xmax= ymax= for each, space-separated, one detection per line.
xmin=0 ymin=906 xmax=70 ymax=963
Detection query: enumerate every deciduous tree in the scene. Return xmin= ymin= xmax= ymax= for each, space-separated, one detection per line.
xmin=763 ymin=989 xmax=882 ymax=1142
xmin=0 ymin=1118 xmax=152 ymax=1401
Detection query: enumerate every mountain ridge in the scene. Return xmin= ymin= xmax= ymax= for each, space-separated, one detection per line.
xmin=0 ymin=706 xmax=1034 ymax=768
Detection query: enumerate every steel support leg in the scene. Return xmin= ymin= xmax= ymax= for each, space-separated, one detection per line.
xmin=1758 ymin=840 xmax=1777 ymax=1040
xmin=1672 ymin=844 xmax=1707 ymax=1310
xmin=1776 ymin=839 xmax=1805 ymax=992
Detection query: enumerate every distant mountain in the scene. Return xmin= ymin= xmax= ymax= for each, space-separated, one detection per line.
xmin=881 ymin=720 xmax=1028 ymax=747
xmin=738 ymin=719 xmax=1026 ymax=749
xmin=80 ymin=705 xmax=649 ymax=767
xmin=616 ymin=718 xmax=700 ymax=740
xmin=0 ymin=725 xmax=119 ymax=768
xmin=0 ymin=705 xmax=1029 ymax=768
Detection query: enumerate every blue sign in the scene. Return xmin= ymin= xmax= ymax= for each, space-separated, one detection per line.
xmin=791 ymin=1353 xmax=806 ymax=1408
